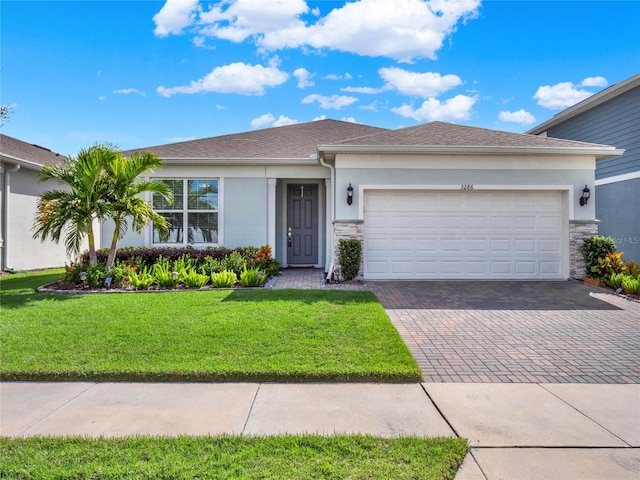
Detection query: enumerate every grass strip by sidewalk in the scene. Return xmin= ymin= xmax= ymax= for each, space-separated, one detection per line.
xmin=0 ymin=435 xmax=468 ymax=480
xmin=0 ymin=270 xmax=421 ymax=382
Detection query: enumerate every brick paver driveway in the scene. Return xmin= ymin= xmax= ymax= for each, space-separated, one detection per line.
xmin=367 ymin=281 xmax=640 ymax=383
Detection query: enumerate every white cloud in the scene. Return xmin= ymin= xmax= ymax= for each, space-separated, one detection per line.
xmin=341 ymin=86 xmax=386 ymax=94
xmin=301 ymin=94 xmax=358 ymax=110
xmin=379 ymin=67 xmax=462 ymax=97
xmin=153 ymin=0 xmax=200 ymax=37
xmin=392 ymin=94 xmax=477 ymax=121
xmin=250 ymin=113 xmax=298 ymax=129
xmin=113 ymin=88 xmax=146 ymax=96
xmin=198 ymin=0 xmax=309 ymax=42
xmin=341 ymin=116 xmax=358 ymax=123
xmin=260 ymin=0 xmax=481 ymax=62
xmin=272 ymin=115 xmax=298 ymax=127
xmin=534 ymin=77 xmax=607 ymax=109
xmin=580 ymin=76 xmax=608 ymax=87
xmin=251 ymin=113 xmax=276 ymax=129
xmin=154 ymin=0 xmax=481 ymax=63
xmin=98 ymin=96 xmax=106 ymax=102
xmin=168 ymin=136 xmax=197 ymax=143
xmin=360 ymin=100 xmax=382 ymax=111
xmin=293 ymin=67 xmax=314 ymax=88
xmin=157 ymin=62 xmax=288 ymax=97
xmin=498 ymin=109 xmax=536 ymax=125
xmin=325 ymin=73 xmax=352 ymax=81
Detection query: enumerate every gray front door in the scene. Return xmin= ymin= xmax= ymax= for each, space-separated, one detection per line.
xmin=287 ymin=184 xmax=318 ymax=265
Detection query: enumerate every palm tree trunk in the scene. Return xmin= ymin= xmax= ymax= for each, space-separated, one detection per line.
xmin=105 ymin=219 xmax=121 ymax=271
xmin=87 ymin=222 xmax=98 ymax=266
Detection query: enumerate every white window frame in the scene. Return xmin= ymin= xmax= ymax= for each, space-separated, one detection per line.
xmin=151 ymin=178 xmax=221 ymax=246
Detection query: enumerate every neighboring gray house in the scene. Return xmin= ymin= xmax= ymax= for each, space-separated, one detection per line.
xmin=528 ymin=73 xmax=639 ymax=262
xmin=112 ymin=119 xmax=621 ymax=280
xmin=0 ymin=134 xmax=91 ymax=271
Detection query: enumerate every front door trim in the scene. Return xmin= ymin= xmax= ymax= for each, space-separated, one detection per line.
xmin=284 ymin=181 xmax=323 ymax=267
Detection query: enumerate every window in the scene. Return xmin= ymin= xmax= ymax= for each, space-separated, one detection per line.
xmin=152 ymin=179 xmax=219 ymax=244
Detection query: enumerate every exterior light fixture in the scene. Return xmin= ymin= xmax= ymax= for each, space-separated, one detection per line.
xmin=172 ymin=271 xmax=179 ymax=282
xmin=79 ymin=271 xmax=87 ymax=282
xmin=347 ymin=183 xmax=354 ymax=205
xmin=579 ymin=185 xmax=591 ymax=206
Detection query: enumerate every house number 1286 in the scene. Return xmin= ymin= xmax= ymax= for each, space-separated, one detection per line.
xmin=460 ymin=184 xmax=474 ymax=190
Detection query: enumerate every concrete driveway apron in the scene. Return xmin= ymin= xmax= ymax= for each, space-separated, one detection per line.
xmin=367 ymin=280 xmax=640 ymax=384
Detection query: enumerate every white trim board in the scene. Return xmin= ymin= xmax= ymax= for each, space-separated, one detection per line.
xmin=595 ymin=171 xmax=640 ymax=186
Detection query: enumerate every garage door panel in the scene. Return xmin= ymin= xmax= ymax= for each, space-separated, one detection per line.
xmin=364 ymin=190 xmax=565 ymax=280
xmin=540 ymin=239 xmax=561 ymax=253
xmin=515 ymin=216 xmax=537 ymax=231
xmin=515 ymin=238 xmax=536 ymax=252
xmin=539 ymin=215 xmax=562 ymax=230
xmin=540 ymin=261 xmax=561 ymax=275
xmin=515 ymin=261 xmax=536 ymax=274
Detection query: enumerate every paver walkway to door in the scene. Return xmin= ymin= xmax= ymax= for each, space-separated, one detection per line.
xmin=272 ymin=270 xmax=640 ymax=384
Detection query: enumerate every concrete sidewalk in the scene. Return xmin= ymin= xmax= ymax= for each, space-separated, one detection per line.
xmin=2 ymin=382 xmax=638 ymax=479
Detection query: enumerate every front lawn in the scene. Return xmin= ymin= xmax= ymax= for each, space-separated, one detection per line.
xmin=0 ymin=270 xmax=421 ymax=382
xmin=0 ymin=435 xmax=469 ymax=480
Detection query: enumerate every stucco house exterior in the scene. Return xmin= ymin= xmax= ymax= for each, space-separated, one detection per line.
xmin=112 ymin=119 xmax=622 ymax=281
xmin=0 ymin=134 xmax=92 ymax=271
xmin=527 ymin=73 xmax=640 ymax=262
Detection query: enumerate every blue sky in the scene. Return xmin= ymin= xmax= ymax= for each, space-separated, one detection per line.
xmin=2 ymin=0 xmax=639 ymax=156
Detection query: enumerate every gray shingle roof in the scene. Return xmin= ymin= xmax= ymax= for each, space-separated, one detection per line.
xmin=0 ymin=134 xmax=65 ymax=167
xmin=336 ymin=121 xmax=612 ymax=149
xmin=124 ymin=119 xmax=389 ymax=159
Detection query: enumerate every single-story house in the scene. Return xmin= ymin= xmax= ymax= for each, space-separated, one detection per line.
xmin=527 ymin=73 xmax=640 ymax=263
xmin=0 ymin=134 xmax=92 ymax=271
xmin=113 ymin=119 xmax=622 ymax=280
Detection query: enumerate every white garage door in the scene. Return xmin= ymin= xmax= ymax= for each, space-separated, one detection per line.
xmin=364 ymin=190 xmax=566 ymax=280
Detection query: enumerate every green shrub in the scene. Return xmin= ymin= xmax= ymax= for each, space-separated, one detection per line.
xmin=265 ymin=259 xmax=281 ymax=277
xmin=222 ymin=251 xmax=247 ymax=276
xmin=591 ymin=252 xmax=627 ymax=283
xmin=200 ymin=256 xmax=224 ymax=276
xmin=211 ymin=270 xmax=238 ymax=288
xmin=608 ymin=271 xmax=626 ymax=289
xmin=152 ymin=256 xmax=177 ymax=288
xmin=338 ymin=238 xmax=362 ymax=281
xmin=622 ymin=276 xmax=640 ymax=295
xmin=579 ymin=236 xmax=617 ymax=279
xmin=180 ymin=268 xmax=209 ymax=288
xmin=239 ymin=266 xmax=266 ymax=287
xmin=127 ymin=266 xmax=154 ymax=290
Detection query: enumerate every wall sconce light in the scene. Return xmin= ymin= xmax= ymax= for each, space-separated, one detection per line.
xmin=347 ymin=183 xmax=354 ymax=205
xmin=579 ymin=185 xmax=591 ymax=206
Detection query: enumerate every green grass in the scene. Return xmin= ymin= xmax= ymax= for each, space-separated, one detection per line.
xmin=0 ymin=435 xmax=469 ymax=480
xmin=0 ymin=270 xmax=422 ymax=382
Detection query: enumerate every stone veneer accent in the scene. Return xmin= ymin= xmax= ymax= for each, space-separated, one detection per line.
xmin=332 ymin=220 xmax=364 ymax=281
xmin=569 ymin=220 xmax=599 ymax=279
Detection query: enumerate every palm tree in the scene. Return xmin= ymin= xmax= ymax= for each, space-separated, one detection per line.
xmin=103 ymin=152 xmax=172 ymax=270
xmin=33 ymin=144 xmax=117 ymax=265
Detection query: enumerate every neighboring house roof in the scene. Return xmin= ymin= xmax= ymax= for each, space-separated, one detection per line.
xmin=318 ymin=121 xmax=622 ymax=159
xmin=0 ymin=134 xmax=65 ymax=169
xmin=526 ymin=73 xmax=640 ymax=135
xmin=124 ymin=119 xmax=389 ymax=160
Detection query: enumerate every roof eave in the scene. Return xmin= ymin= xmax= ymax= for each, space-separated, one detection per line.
xmin=159 ymin=157 xmax=320 ymax=166
xmin=317 ymin=144 xmax=625 ymax=159
xmin=0 ymin=153 xmax=46 ymax=171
